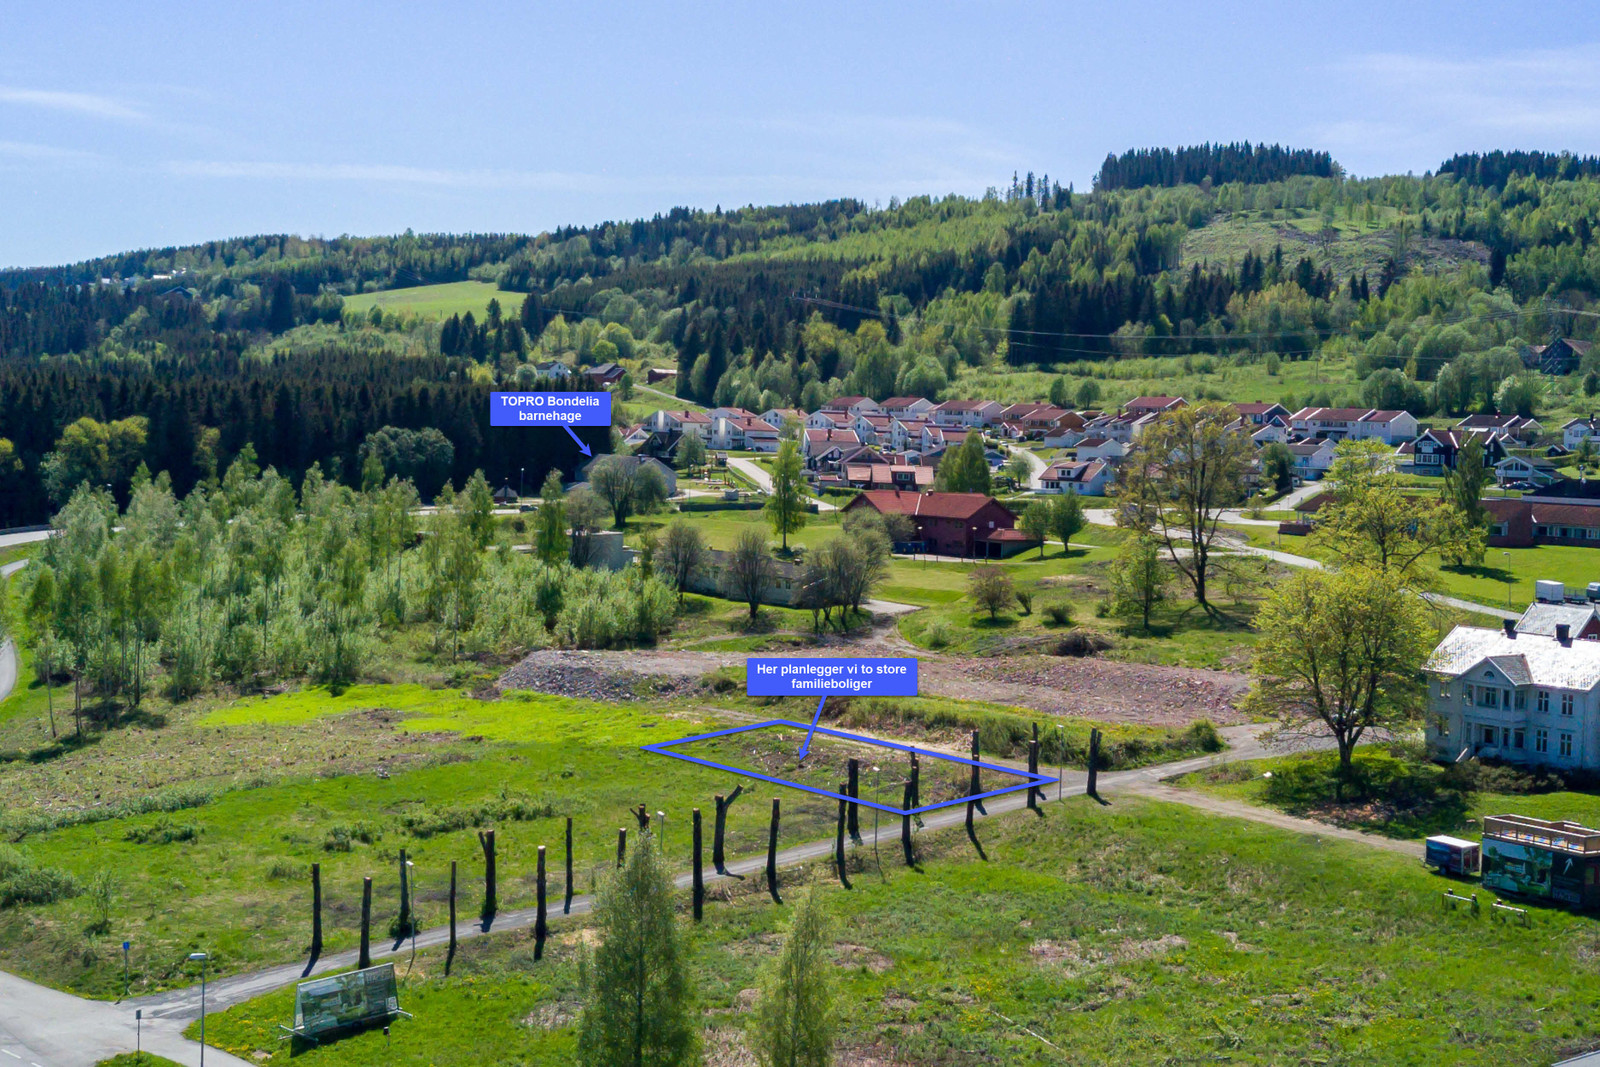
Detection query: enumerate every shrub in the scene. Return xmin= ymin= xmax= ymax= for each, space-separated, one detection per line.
xmin=925 ymin=621 xmax=951 ymax=649
xmin=123 ymin=815 xmax=202 ymax=845
xmin=1042 ymin=602 xmax=1074 ymax=626
xmin=323 ymin=821 xmax=384 ymax=852
xmin=1015 ymin=590 xmax=1033 ymax=616
xmin=399 ymin=793 xmax=562 ymax=838
xmin=1053 ymin=629 xmax=1114 ymax=657
xmin=0 ymin=844 xmax=80 ymax=908
xmin=1 ymin=783 xmax=213 ymax=841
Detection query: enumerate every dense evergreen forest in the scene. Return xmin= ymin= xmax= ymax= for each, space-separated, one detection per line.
xmin=8 ymin=145 xmax=1600 ymax=524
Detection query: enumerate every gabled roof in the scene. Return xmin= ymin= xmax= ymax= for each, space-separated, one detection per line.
xmin=849 ymin=490 xmax=1014 ymax=521
xmin=1358 ymin=409 xmax=1410 ymax=422
xmin=1290 ymin=406 xmax=1374 ymax=421
xmin=1516 ymin=602 xmax=1600 ymax=638
xmin=1428 ymin=624 xmax=1600 ymax=689
xmin=879 ymin=396 xmax=933 ymax=410
xmin=804 ymin=428 xmax=861 ymax=445
xmin=1458 ymin=413 xmax=1540 ymax=430
xmin=821 ymin=395 xmax=875 ymax=411
xmin=935 ymin=398 xmax=1001 ymax=412
xmin=1123 ymin=396 xmax=1185 ymax=413
xmin=663 ymin=409 xmax=711 ymax=424
xmin=1234 ymin=402 xmax=1287 ymax=416
xmin=1041 ymin=459 xmax=1108 ymax=482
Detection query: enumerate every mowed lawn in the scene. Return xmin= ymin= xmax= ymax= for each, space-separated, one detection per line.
xmin=343 ymin=281 xmax=525 ymax=321
xmin=196 ymin=795 xmax=1600 ymax=1067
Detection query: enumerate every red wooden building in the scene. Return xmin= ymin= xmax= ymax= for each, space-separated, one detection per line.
xmin=843 ymin=491 xmax=1032 ymax=558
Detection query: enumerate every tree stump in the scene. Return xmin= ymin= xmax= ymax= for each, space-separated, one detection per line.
xmin=309 ymin=862 xmax=323 ymax=961
xmin=847 ymin=759 xmax=862 ymax=843
xmin=766 ymin=798 xmax=782 ymax=904
xmin=534 ymin=846 xmax=547 ymax=961
xmin=478 ymin=829 xmax=497 ymax=922
xmin=358 ymin=876 xmax=372 ymax=969
xmin=834 ymin=784 xmax=852 ymax=889
xmin=692 ymin=808 xmax=704 ymax=922
xmin=713 ymin=784 xmax=744 ymax=875
xmin=564 ymin=817 xmax=574 ymax=915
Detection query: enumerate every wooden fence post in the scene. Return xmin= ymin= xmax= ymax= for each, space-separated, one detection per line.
xmin=900 ymin=780 xmax=916 ymax=867
xmin=1027 ymin=739 xmax=1041 ymax=812
xmin=713 ymin=784 xmax=744 ymax=874
xmin=692 ymin=808 xmax=704 ymax=922
xmin=616 ymin=827 xmax=627 ymax=868
xmin=309 ymin=862 xmax=323 ymax=960
xmin=358 ymin=876 xmax=372 ymax=970
xmin=477 ymin=829 xmax=497 ymax=921
xmin=835 ymin=784 xmax=852 ymax=889
xmin=534 ymin=846 xmax=547 ymax=961
xmin=564 ymin=816 xmax=574 ymax=915
xmin=446 ymin=861 xmax=457 ymax=975
xmin=766 ymin=798 xmax=782 ymax=904
xmin=847 ymin=759 xmax=862 ymax=843
xmin=1087 ymin=727 xmax=1102 ymax=799
xmin=968 ymin=730 xmax=987 ymax=815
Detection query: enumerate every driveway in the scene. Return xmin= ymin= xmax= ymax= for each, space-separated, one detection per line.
xmin=1004 ymin=444 xmax=1047 ymax=489
xmin=725 ymin=456 xmax=837 ymax=512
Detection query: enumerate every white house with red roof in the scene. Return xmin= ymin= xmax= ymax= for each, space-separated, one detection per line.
xmin=820 ymin=395 xmax=882 ymax=418
xmin=1288 ymin=407 xmax=1417 ymax=444
xmin=851 ymin=413 xmax=895 ymax=445
xmin=932 ymin=398 xmax=1003 ymax=427
xmin=1353 ymin=409 xmax=1420 ymax=443
xmin=1075 ymin=437 xmax=1127 ymax=462
xmin=760 ymin=408 xmax=806 ymax=433
xmin=804 ymin=409 xmax=855 ymax=431
xmin=1121 ymin=396 xmax=1186 ymax=417
xmin=712 ymin=415 xmax=780 ymax=452
xmin=889 ymin=417 xmax=933 ymax=451
xmin=646 ymin=409 xmax=713 ymax=440
xmin=879 ymin=396 xmax=936 ymax=418
xmin=1039 ymin=458 xmax=1112 ymax=496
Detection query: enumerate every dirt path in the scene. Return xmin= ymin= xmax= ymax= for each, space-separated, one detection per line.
xmin=499 ymin=646 xmax=1249 ymax=727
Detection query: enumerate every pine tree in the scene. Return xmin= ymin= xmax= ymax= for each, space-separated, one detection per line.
xmin=751 ymin=886 xmax=836 ymax=1067
xmin=577 ymin=834 xmax=697 ymax=1067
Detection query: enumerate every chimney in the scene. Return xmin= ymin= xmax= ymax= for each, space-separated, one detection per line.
xmin=1557 ymin=622 xmax=1572 ymax=644
xmin=1503 ymin=618 xmax=1517 ymax=637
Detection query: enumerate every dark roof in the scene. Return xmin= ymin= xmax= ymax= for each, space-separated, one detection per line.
xmin=847 ymin=491 xmax=1015 ymax=521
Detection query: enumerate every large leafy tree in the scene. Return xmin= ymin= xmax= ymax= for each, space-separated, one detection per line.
xmin=1314 ymin=439 xmax=1477 ymax=580
xmin=1246 ymin=566 xmax=1433 ymax=779
xmin=765 ymin=440 xmax=809 ymax=552
xmin=724 ymin=528 xmax=776 ymax=621
xmin=934 ymin=433 xmax=992 ymax=494
xmin=1116 ymin=402 xmax=1252 ymax=613
xmin=577 ymin=834 xmax=697 ymax=1067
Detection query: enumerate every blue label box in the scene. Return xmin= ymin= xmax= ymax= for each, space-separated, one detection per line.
xmin=746 ymin=657 xmax=918 ymax=697
xmin=490 ymin=391 xmax=612 ymax=427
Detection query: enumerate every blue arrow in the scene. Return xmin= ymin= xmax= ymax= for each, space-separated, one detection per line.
xmin=563 ymin=425 xmax=591 ymax=456
xmin=797 ymin=695 xmax=827 ymax=760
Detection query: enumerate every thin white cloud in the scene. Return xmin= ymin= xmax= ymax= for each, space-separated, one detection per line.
xmin=0 ymin=86 xmax=144 ymax=121
xmin=1312 ymin=44 xmax=1600 ymax=173
xmin=0 ymin=140 xmax=97 ymax=161
xmin=164 ymin=159 xmax=614 ymax=191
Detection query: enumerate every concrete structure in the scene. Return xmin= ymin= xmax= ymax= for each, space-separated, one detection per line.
xmin=689 ymin=548 xmax=807 ymax=605
xmin=842 ymin=491 xmax=1030 ymax=558
xmin=1426 ymin=622 xmax=1600 ymax=769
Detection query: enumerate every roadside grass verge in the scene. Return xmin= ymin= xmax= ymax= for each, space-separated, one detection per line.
xmin=1174 ymin=743 xmax=1600 ymax=840
xmin=193 ymin=794 xmax=1600 ymax=1066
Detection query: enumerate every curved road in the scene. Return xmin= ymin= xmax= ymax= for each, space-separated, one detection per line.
xmin=726 ymin=456 xmax=838 ymax=512
xmin=0 ymin=558 xmax=34 ymax=705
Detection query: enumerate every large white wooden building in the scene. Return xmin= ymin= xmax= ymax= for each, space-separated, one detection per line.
xmin=1426 ymin=622 xmax=1600 ymax=770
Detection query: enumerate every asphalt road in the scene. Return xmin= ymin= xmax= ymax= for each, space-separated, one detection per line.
xmin=0 ymin=559 xmax=33 ymax=704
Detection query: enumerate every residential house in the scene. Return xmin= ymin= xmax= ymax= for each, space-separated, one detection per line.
xmin=646 ymin=409 xmax=712 ymax=441
xmin=821 ymin=395 xmax=882 ymax=418
xmin=1288 ymin=407 xmax=1373 ymax=441
xmin=889 ymin=417 xmax=933 ymax=451
xmin=1563 ymin=416 xmax=1600 ymax=451
xmin=760 ymin=409 xmax=807 ymax=435
xmin=712 ymin=415 xmax=780 ymax=452
xmin=583 ymin=362 xmax=626 ymax=387
xmin=1122 ymin=396 xmax=1187 ymax=418
xmin=1401 ymin=428 xmax=1508 ymax=475
xmin=1457 ymin=413 xmax=1543 ymax=443
xmin=802 ymin=428 xmax=861 ymax=471
xmin=1514 ymin=600 xmax=1600 ymax=641
xmin=879 ymin=396 xmax=937 ymax=419
xmin=1075 ymin=437 xmax=1127 ymax=463
xmin=1521 ymin=337 xmax=1593 ymax=375
xmin=931 ymin=399 xmax=1003 ymax=428
xmin=1287 ymin=439 xmax=1339 ymax=479
xmin=1353 ymin=409 xmax=1420 ymax=443
xmin=645 ymin=367 xmax=677 ymax=385
xmin=805 ymin=409 xmax=854 ymax=431
xmin=843 ymin=463 xmax=934 ymax=492
xmin=707 ymin=406 xmax=758 ymax=422
xmin=1233 ymin=401 xmax=1291 ymax=426
xmin=1250 ymin=422 xmax=1291 ymax=446
xmin=842 ymin=491 xmax=1032 ymax=558
xmin=920 ymin=425 xmax=972 ymax=455
xmin=852 ymin=413 xmax=895 ymax=445
xmin=1039 ymin=459 xmax=1112 ymax=496
xmin=1494 ymin=455 xmax=1560 ymax=487
xmin=533 ymin=360 xmax=572 ymax=380
xmin=1424 ymin=622 xmax=1600 ymax=769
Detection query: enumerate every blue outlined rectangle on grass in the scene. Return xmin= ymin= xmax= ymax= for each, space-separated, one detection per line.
xmin=640 ymin=719 xmax=1057 ymax=815
xmin=746 ymin=657 xmax=918 ymax=697
xmin=489 ymin=391 xmax=612 ymax=426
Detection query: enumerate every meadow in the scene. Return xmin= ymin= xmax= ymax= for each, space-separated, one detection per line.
xmin=191 ymin=793 xmax=1600 ymax=1067
xmin=343 ymin=281 xmax=526 ymax=321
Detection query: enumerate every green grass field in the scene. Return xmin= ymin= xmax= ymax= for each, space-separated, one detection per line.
xmin=193 ymin=793 xmax=1600 ymax=1066
xmin=343 ymin=281 xmax=526 ymax=321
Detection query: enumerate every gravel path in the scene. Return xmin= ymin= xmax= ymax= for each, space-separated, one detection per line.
xmin=499 ymin=646 xmax=1249 ymax=727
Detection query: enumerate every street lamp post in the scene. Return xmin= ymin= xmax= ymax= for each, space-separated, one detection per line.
xmin=188 ymin=952 xmax=209 ymax=1067
xmin=519 ymin=467 xmax=525 ymax=503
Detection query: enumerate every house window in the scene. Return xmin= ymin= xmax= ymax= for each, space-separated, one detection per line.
xmin=1515 ymin=689 xmax=1527 ymax=710
xmin=1562 ymin=693 xmax=1575 ymax=716
xmin=1513 ymin=728 xmax=1526 ymax=749
xmin=1536 ymin=728 xmax=1549 ymax=753
xmin=1561 ymin=732 xmax=1574 ymax=758
xmin=1482 ymin=725 xmax=1497 ymax=745
xmin=1437 ymin=681 xmax=1450 ymax=700
xmin=1538 ymin=690 xmax=1550 ymax=713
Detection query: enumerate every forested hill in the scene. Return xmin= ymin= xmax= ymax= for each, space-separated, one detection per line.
xmin=7 ymin=148 xmax=1600 ymax=525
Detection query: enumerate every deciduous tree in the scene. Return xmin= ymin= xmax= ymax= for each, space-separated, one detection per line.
xmin=765 ymin=440 xmax=809 ymax=552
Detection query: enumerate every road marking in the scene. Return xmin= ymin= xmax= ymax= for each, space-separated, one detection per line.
xmin=2 ymin=1050 xmax=21 ymax=1059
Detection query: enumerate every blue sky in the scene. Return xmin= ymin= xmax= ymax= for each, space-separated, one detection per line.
xmin=3 ymin=1 xmax=1599 ymax=267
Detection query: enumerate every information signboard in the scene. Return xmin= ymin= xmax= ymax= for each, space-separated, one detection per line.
xmin=292 ymin=963 xmax=400 ymax=1037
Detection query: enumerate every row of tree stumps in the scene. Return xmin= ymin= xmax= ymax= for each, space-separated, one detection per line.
xmin=306 ymin=727 xmax=1101 ymax=970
